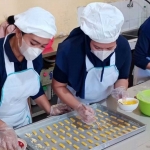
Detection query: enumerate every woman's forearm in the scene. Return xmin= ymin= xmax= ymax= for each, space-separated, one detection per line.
xmin=35 ymin=94 xmax=51 ymax=114
xmin=114 ymin=79 xmax=128 ymax=89
xmin=52 ymin=79 xmax=80 ymax=109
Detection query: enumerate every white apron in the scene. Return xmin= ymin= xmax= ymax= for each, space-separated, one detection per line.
xmin=133 ymin=57 xmax=150 ymax=85
xmin=58 ymin=53 xmax=119 ymax=104
xmin=0 ymin=35 xmax=40 ymax=129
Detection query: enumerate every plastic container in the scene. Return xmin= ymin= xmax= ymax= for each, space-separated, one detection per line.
xmin=18 ymin=138 xmax=27 ymax=150
xmin=136 ymin=90 xmax=150 ymax=116
xmin=141 ymin=6 xmax=147 ymax=24
xmin=43 ymin=85 xmax=48 ymax=98
xmin=42 ymin=37 xmax=54 ymax=54
xmin=118 ymin=98 xmax=139 ymax=112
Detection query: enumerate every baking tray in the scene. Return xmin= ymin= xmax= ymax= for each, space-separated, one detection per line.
xmin=15 ymin=104 xmax=146 ymax=150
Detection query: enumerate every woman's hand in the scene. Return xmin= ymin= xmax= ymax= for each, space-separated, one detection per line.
xmin=0 ymin=121 xmax=18 ymax=150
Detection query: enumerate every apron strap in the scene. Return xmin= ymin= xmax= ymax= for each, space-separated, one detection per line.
xmin=86 ymin=55 xmax=94 ymax=72
xmin=110 ymin=52 xmax=116 ymax=66
xmin=27 ymin=61 xmax=34 ymax=69
xmin=3 ymin=35 xmax=15 ymax=75
xmin=3 ymin=35 xmax=34 ymax=75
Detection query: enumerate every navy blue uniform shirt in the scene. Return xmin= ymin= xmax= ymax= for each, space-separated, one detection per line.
xmin=133 ymin=17 xmax=150 ymax=69
xmin=53 ymin=27 xmax=131 ymax=98
xmin=0 ymin=34 xmax=44 ymax=101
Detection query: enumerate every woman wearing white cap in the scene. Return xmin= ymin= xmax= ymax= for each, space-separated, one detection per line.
xmin=0 ymin=7 xmax=71 ymax=150
xmin=52 ymin=3 xmax=131 ymax=124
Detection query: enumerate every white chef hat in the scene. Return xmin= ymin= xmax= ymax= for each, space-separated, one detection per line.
xmin=80 ymin=2 xmax=124 ymax=43
xmin=14 ymin=7 xmax=57 ymax=39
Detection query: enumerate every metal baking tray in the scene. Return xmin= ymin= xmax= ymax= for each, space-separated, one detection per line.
xmin=15 ymin=104 xmax=146 ymax=150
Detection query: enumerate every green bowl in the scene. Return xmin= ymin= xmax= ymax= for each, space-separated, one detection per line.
xmin=137 ymin=90 xmax=150 ymax=116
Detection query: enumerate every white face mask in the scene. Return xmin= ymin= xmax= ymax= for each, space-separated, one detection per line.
xmin=19 ymin=38 xmax=42 ymax=61
xmin=91 ymin=50 xmax=114 ymax=61
xmin=91 ymin=44 xmax=116 ymax=61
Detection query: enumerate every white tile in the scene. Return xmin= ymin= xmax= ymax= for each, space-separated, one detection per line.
xmin=146 ymin=3 xmax=150 ymax=16
xmin=128 ymin=3 xmax=140 ymax=20
xmin=122 ymin=20 xmax=130 ymax=31
xmin=138 ymin=0 xmax=147 ymax=6
xmin=120 ymin=0 xmax=131 ymax=8
xmin=129 ymin=18 xmax=140 ymax=29
xmin=140 ymin=17 xmax=148 ymax=25
xmin=111 ymin=1 xmax=122 ymax=9
xmin=139 ymin=5 xmax=148 ymax=18
xmin=121 ymin=7 xmax=130 ymax=21
xmin=139 ymin=8 xmax=145 ymax=18
xmin=147 ymin=11 xmax=150 ymax=17
xmin=135 ymin=0 xmax=149 ymax=18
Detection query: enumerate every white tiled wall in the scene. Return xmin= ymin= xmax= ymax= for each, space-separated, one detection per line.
xmin=77 ymin=0 xmax=150 ymax=32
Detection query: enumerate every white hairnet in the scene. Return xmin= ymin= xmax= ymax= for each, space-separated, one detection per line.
xmin=80 ymin=2 xmax=124 ymax=43
xmin=14 ymin=7 xmax=57 ymax=39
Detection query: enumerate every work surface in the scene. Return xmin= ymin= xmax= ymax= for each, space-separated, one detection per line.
xmin=100 ymin=80 xmax=150 ymax=150
xmin=16 ymin=104 xmax=145 ymax=150
xmin=16 ymin=81 xmax=150 ymax=150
